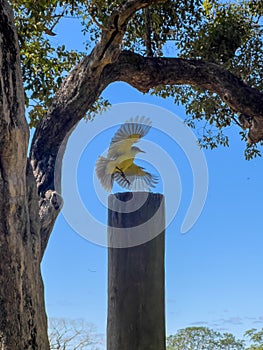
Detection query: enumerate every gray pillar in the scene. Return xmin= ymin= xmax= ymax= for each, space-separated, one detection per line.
xmin=107 ymin=192 xmax=165 ymax=350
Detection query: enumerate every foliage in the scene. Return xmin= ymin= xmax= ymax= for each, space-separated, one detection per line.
xmin=11 ymin=0 xmax=263 ymax=156
xmin=12 ymin=1 xmax=85 ymax=126
xmin=180 ymin=3 xmax=252 ymax=64
xmin=48 ymin=318 xmax=102 ymax=349
xmin=151 ymin=0 xmax=263 ymax=157
xmin=245 ymin=328 xmax=263 ymax=350
xmin=84 ymin=96 xmax=111 ymax=122
xmin=47 ymin=323 xmax=263 ymax=350
xmin=166 ymin=327 xmax=244 ymax=350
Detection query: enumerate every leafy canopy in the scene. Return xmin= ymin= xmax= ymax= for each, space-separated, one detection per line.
xmin=245 ymin=328 xmax=263 ymax=350
xmin=11 ymin=0 xmax=263 ymax=157
xmin=167 ymin=326 xmax=244 ymax=350
xmin=167 ymin=326 xmax=263 ymax=350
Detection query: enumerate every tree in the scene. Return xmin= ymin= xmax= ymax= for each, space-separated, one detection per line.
xmin=1 ymin=0 xmax=263 ymax=347
xmin=166 ymin=327 xmax=244 ymax=350
xmin=245 ymin=328 xmax=263 ymax=350
xmin=48 ymin=318 xmax=102 ymax=350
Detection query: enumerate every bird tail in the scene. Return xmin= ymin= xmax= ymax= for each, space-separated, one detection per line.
xmin=95 ymin=156 xmax=114 ymax=192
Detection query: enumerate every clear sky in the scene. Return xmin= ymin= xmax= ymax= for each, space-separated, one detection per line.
xmin=40 ymin=13 xmax=263 ymax=347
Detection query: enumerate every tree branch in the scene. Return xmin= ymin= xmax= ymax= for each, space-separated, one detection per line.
xmin=30 ymin=0 xmax=167 ymax=195
xmin=104 ymin=51 xmax=263 ymax=143
xmin=90 ymin=0 xmax=167 ymax=66
xmin=30 ymin=0 xmax=166 ymax=251
xmin=143 ymin=7 xmax=153 ymax=57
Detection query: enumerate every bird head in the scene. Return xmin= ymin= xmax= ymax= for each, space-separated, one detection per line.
xmin=131 ymin=146 xmax=145 ymax=154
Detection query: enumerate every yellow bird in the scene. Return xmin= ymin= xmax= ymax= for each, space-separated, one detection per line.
xmin=95 ymin=116 xmax=158 ymax=192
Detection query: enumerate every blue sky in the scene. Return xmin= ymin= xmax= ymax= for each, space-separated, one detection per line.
xmin=40 ymin=13 xmax=263 ymax=346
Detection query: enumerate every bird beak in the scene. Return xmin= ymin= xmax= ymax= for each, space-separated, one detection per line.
xmin=139 ymin=149 xmax=145 ymax=153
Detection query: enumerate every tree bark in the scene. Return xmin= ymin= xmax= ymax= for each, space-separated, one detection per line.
xmin=0 ymin=1 xmax=167 ymax=348
xmin=143 ymin=7 xmax=153 ymax=57
xmin=103 ymin=51 xmax=263 ymax=143
xmin=107 ymin=192 xmax=165 ymax=350
xmin=0 ymin=1 xmax=49 ymax=348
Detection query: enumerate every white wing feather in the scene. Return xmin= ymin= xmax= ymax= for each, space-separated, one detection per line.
xmin=107 ymin=116 xmax=152 ymax=158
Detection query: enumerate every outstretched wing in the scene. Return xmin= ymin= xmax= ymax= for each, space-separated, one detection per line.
xmin=114 ymin=163 xmax=158 ymax=191
xmin=107 ymin=116 xmax=152 ymax=159
xmin=95 ymin=156 xmax=114 ymax=191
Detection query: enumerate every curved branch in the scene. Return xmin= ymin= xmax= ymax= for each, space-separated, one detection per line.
xmin=30 ymin=0 xmax=167 ymax=196
xmin=104 ymin=51 xmax=263 ymax=143
xmin=30 ymin=2 xmax=263 ymax=252
xmin=30 ymin=0 xmax=166 ymax=249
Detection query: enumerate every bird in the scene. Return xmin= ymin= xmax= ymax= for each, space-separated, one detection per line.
xmin=95 ymin=116 xmax=158 ymax=192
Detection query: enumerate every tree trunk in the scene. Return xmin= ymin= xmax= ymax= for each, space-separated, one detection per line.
xmin=0 ymin=1 xmax=168 ymax=348
xmin=0 ymin=2 xmax=49 ymax=348
xmin=107 ymin=192 xmax=165 ymax=350
xmin=0 ymin=163 xmax=49 ymax=349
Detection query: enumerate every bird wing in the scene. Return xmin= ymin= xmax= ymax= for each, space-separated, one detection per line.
xmin=107 ymin=116 xmax=152 ymax=159
xmin=114 ymin=163 xmax=158 ymax=191
xmin=95 ymin=156 xmax=114 ymax=191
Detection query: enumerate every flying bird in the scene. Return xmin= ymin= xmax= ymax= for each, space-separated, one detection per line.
xmin=95 ymin=116 xmax=158 ymax=192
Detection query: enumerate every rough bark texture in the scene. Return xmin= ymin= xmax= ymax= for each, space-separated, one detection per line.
xmin=0 ymin=1 xmax=167 ymax=348
xmin=107 ymin=193 xmax=165 ymax=350
xmin=0 ymin=1 xmax=49 ymax=348
xmin=29 ymin=0 xmax=263 ymax=259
